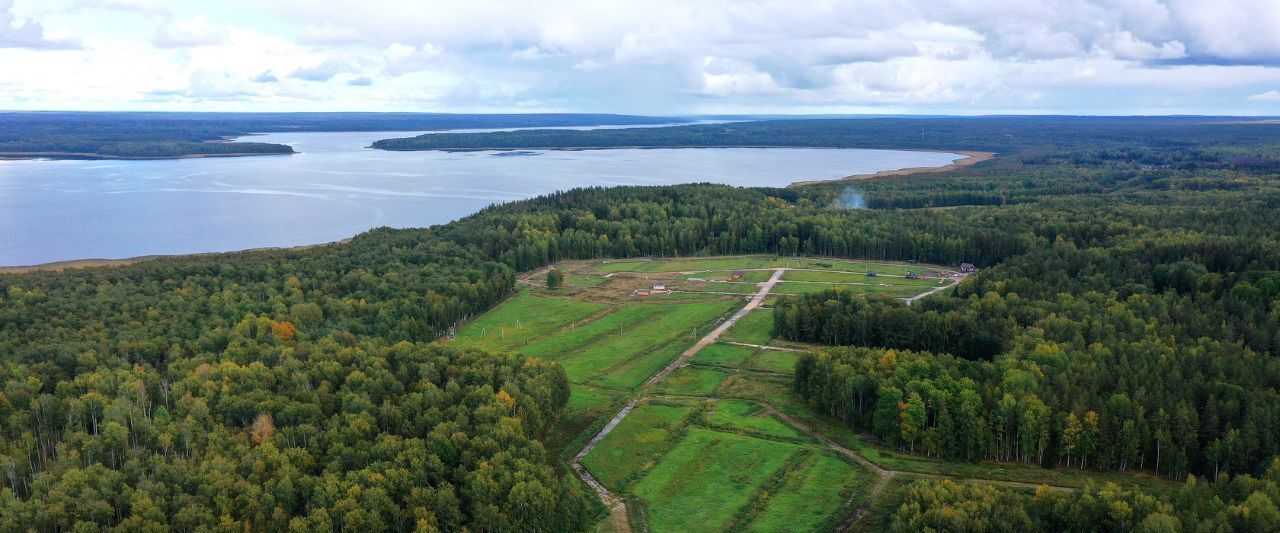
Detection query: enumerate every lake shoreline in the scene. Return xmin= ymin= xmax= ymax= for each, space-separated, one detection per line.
xmin=2 ymin=148 xmax=986 ymax=272
xmin=0 ymin=239 xmax=351 ymax=274
xmin=788 ymin=150 xmax=996 ymax=186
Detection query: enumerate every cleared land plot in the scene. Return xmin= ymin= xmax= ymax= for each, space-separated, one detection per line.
xmin=629 ymin=428 xmax=800 ymax=532
xmin=771 ymin=281 xmax=932 ymax=298
xmin=679 ymin=270 xmax=774 ymax=283
xmin=653 ymin=366 xmax=730 ymax=396
xmin=720 ymin=309 xmax=774 ymax=345
xmin=520 ymin=304 xmax=668 ymax=361
xmin=749 ymin=453 xmax=872 ymax=533
xmin=581 ymin=402 xmax=694 ymax=491
xmin=677 ymin=280 xmax=760 ymax=294
xmin=595 ymin=256 xmax=946 ymax=276
xmin=706 ymin=400 xmax=802 ymax=440
xmin=750 ymin=350 xmax=799 ymax=374
xmin=692 ymin=343 xmax=757 ymax=368
xmin=549 ymin=300 xmax=736 ymax=389
xmin=453 ymin=291 xmax=607 ymax=352
xmin=781 ymin=269 xmax=944 ymax=285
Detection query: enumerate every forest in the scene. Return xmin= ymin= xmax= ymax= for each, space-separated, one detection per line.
xmin=0 ymin=112 xmax=680 ymax=159
xmin=2 ymin=116 xmax=1280 ymax=529
xmin=371 ymin=115 xmax=1280 ymax=153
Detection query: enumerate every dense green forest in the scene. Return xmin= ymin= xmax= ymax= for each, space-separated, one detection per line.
xmin=876 ymin=464 xmax=1280 ymax=532
xmin=372 ymin=115 xmax=1279 ymax=152
xmin=3 ymin=117 xmax=1280 ymax=529
xmin=0 ymin=112 xmax=681 ymax=159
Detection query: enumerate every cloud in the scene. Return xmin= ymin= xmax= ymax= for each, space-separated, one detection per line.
xmin=383 ymin=42 xmax=445 ymax=75
xmin=0 ymin=0 xmax=81 ymax=49
xmin=6 ymin=0 xmax=1280 ymax=113
xmin=75 ymin=0 xmax=168 ymax=15
xmin=1105 ymin=31 xmax=1186 ymax=61
xmin=1247 ymin=90 xmax=1280 ymax=102
xmin=296 ymin=22 xmax=363 ymax=45
xmin=290 ymin=59 xmax=352 ymax=82
xmin=152 ymin=16 xmax=229 ymax=48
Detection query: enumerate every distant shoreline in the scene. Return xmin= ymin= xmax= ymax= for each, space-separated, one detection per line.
xmin=788 ymin=150 xmax=997 ymax=186
xmin=0 ymin=239 xmax=351 ymax=274
xmin=0 ymin=151 xmax=294 ymax=161
xmin=2 ymin=149 xmax=987 ymax=271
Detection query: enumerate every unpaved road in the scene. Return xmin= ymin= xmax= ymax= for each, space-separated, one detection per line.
xmin=570 ymin=269 xmax=785 ymax=532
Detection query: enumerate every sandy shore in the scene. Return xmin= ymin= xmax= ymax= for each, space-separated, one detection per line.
xmin=789 ymin=150 xmax=996 ymax=186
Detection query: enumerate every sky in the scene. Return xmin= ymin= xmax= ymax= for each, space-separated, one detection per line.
xmin=1 ymin=0 xmax=1279 ymax=115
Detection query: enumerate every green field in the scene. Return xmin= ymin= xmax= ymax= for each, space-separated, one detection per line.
xmin=629 ymin=428 xmax=801 ymax=532
xmin=679 ymin=270 xmax=774 ymax=283
xmin=748 ymin=453 xmax=871 ymax=532
xmin=720 ymin=309 xmax=774 ymax=345
xmin=781 ymin=269 xmax=943 ymax=285
xmin=453 ymin=291 xmax=608 ymax=352
xmin=678 ymin=280 xmax=760 ymax=294
xmin=594 ymin=256 xmax=946 ymax=276
xmin=582 ymin=402 xmax=695 ymax=491
xmin=771 ymin=281 xmax=932 ymax=298
xmin=653 ymin=366 xmax=730 ymax=396
xmin=750 ymin=350 xmax=799 ymax=374
xmin=706 ymin=400 xmax=802 ymax=440
xmin=692 ymin=343 xmax=757 ymax=368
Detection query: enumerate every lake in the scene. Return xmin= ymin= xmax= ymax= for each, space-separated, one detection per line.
xmin=0 ymin=130 xmax=961 ymax=266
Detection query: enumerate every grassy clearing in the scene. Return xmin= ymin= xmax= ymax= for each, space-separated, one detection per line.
xmin=453 ymin=291 xmax=607 ymax=352
xmin=581 ymin=402 xmax=695 ymax=491
xmin=630 ymin=428 xmax=801 ymax=532
xmin=720 ymin=309 xmax=774 ymax=345
xmin=679 ymin=270 xmax=774 ymax=283
xmin=692 ymin=343 xmax=757 ymax=368
xmin=748 ymin=452 xmax=872 ymax=533
xmin=705 ymin=400 xmax=802 ymax=440
xmin=782 ymin=270 xmax=942 ymax=285
xmin=653 ymin=366 xmax=730 ymax=396
xmin=594 ymin=256 xmax=946 ymax=275
xmin=678 ymin=280 xmax=760 ymax=294
xmin=556 ymin=300 xmax=735 ymax=387
xmin=587 ymin=341 xmax=687 ymax=390
xmin=750 ymin=350 xmax=799 ymax=374
xmin=520 ymin=304 xmax=667 ymax=361
xmin=771 ymin=281 xmax=930 ymax=298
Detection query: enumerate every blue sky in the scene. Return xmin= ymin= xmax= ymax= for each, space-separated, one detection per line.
xmin=2 ymin=0 xmax=1279 ymax=115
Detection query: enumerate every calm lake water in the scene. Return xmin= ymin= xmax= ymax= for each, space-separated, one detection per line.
xmin=0 ymin=130 xmax=961 ymax=266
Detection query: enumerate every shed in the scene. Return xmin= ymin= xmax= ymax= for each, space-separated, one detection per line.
xmin=960 ymin=263 xmax=976 ymax=273
xmin=652 ymin=283 xmax=667 ymax=291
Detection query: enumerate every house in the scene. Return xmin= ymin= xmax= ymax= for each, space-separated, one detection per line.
xmin=905 ymin=271 xmax=919 ymax=280
xmin=960 ymin=263 xmax=976 ymax=273
xmin=730 ymin=270 xmax=745 ymax=280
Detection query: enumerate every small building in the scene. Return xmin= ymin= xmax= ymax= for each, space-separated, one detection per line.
xmin=730 ymin=270 xmax=745 ymax=281
xmin=652 ymin=283 xmax=667 ymax=291
xmin=866 ymin=271 xmax=878 ymax=277
xmin=905 ymin=271 xmax=919 ymax=280
xmin=959 ymin=263 xmax=976 ymax=273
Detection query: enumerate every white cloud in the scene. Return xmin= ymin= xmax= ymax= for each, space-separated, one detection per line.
xmin=152 ymin=16 xmax=228 ymax=48
xmin=1105 ymin=31 xmax=1186 ymax=61
xmin=4 ymin=0 xmax=1280 ymax=113
xmin=382 ymin=42 xmax=444 ymax=75
xmin=1247 ymin=90 xmax=1280 ymax=102
xmin=1 ymin=0 xmax=80 ymax=49
xmin=296 ymin=22 xmax=362 ymax=45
